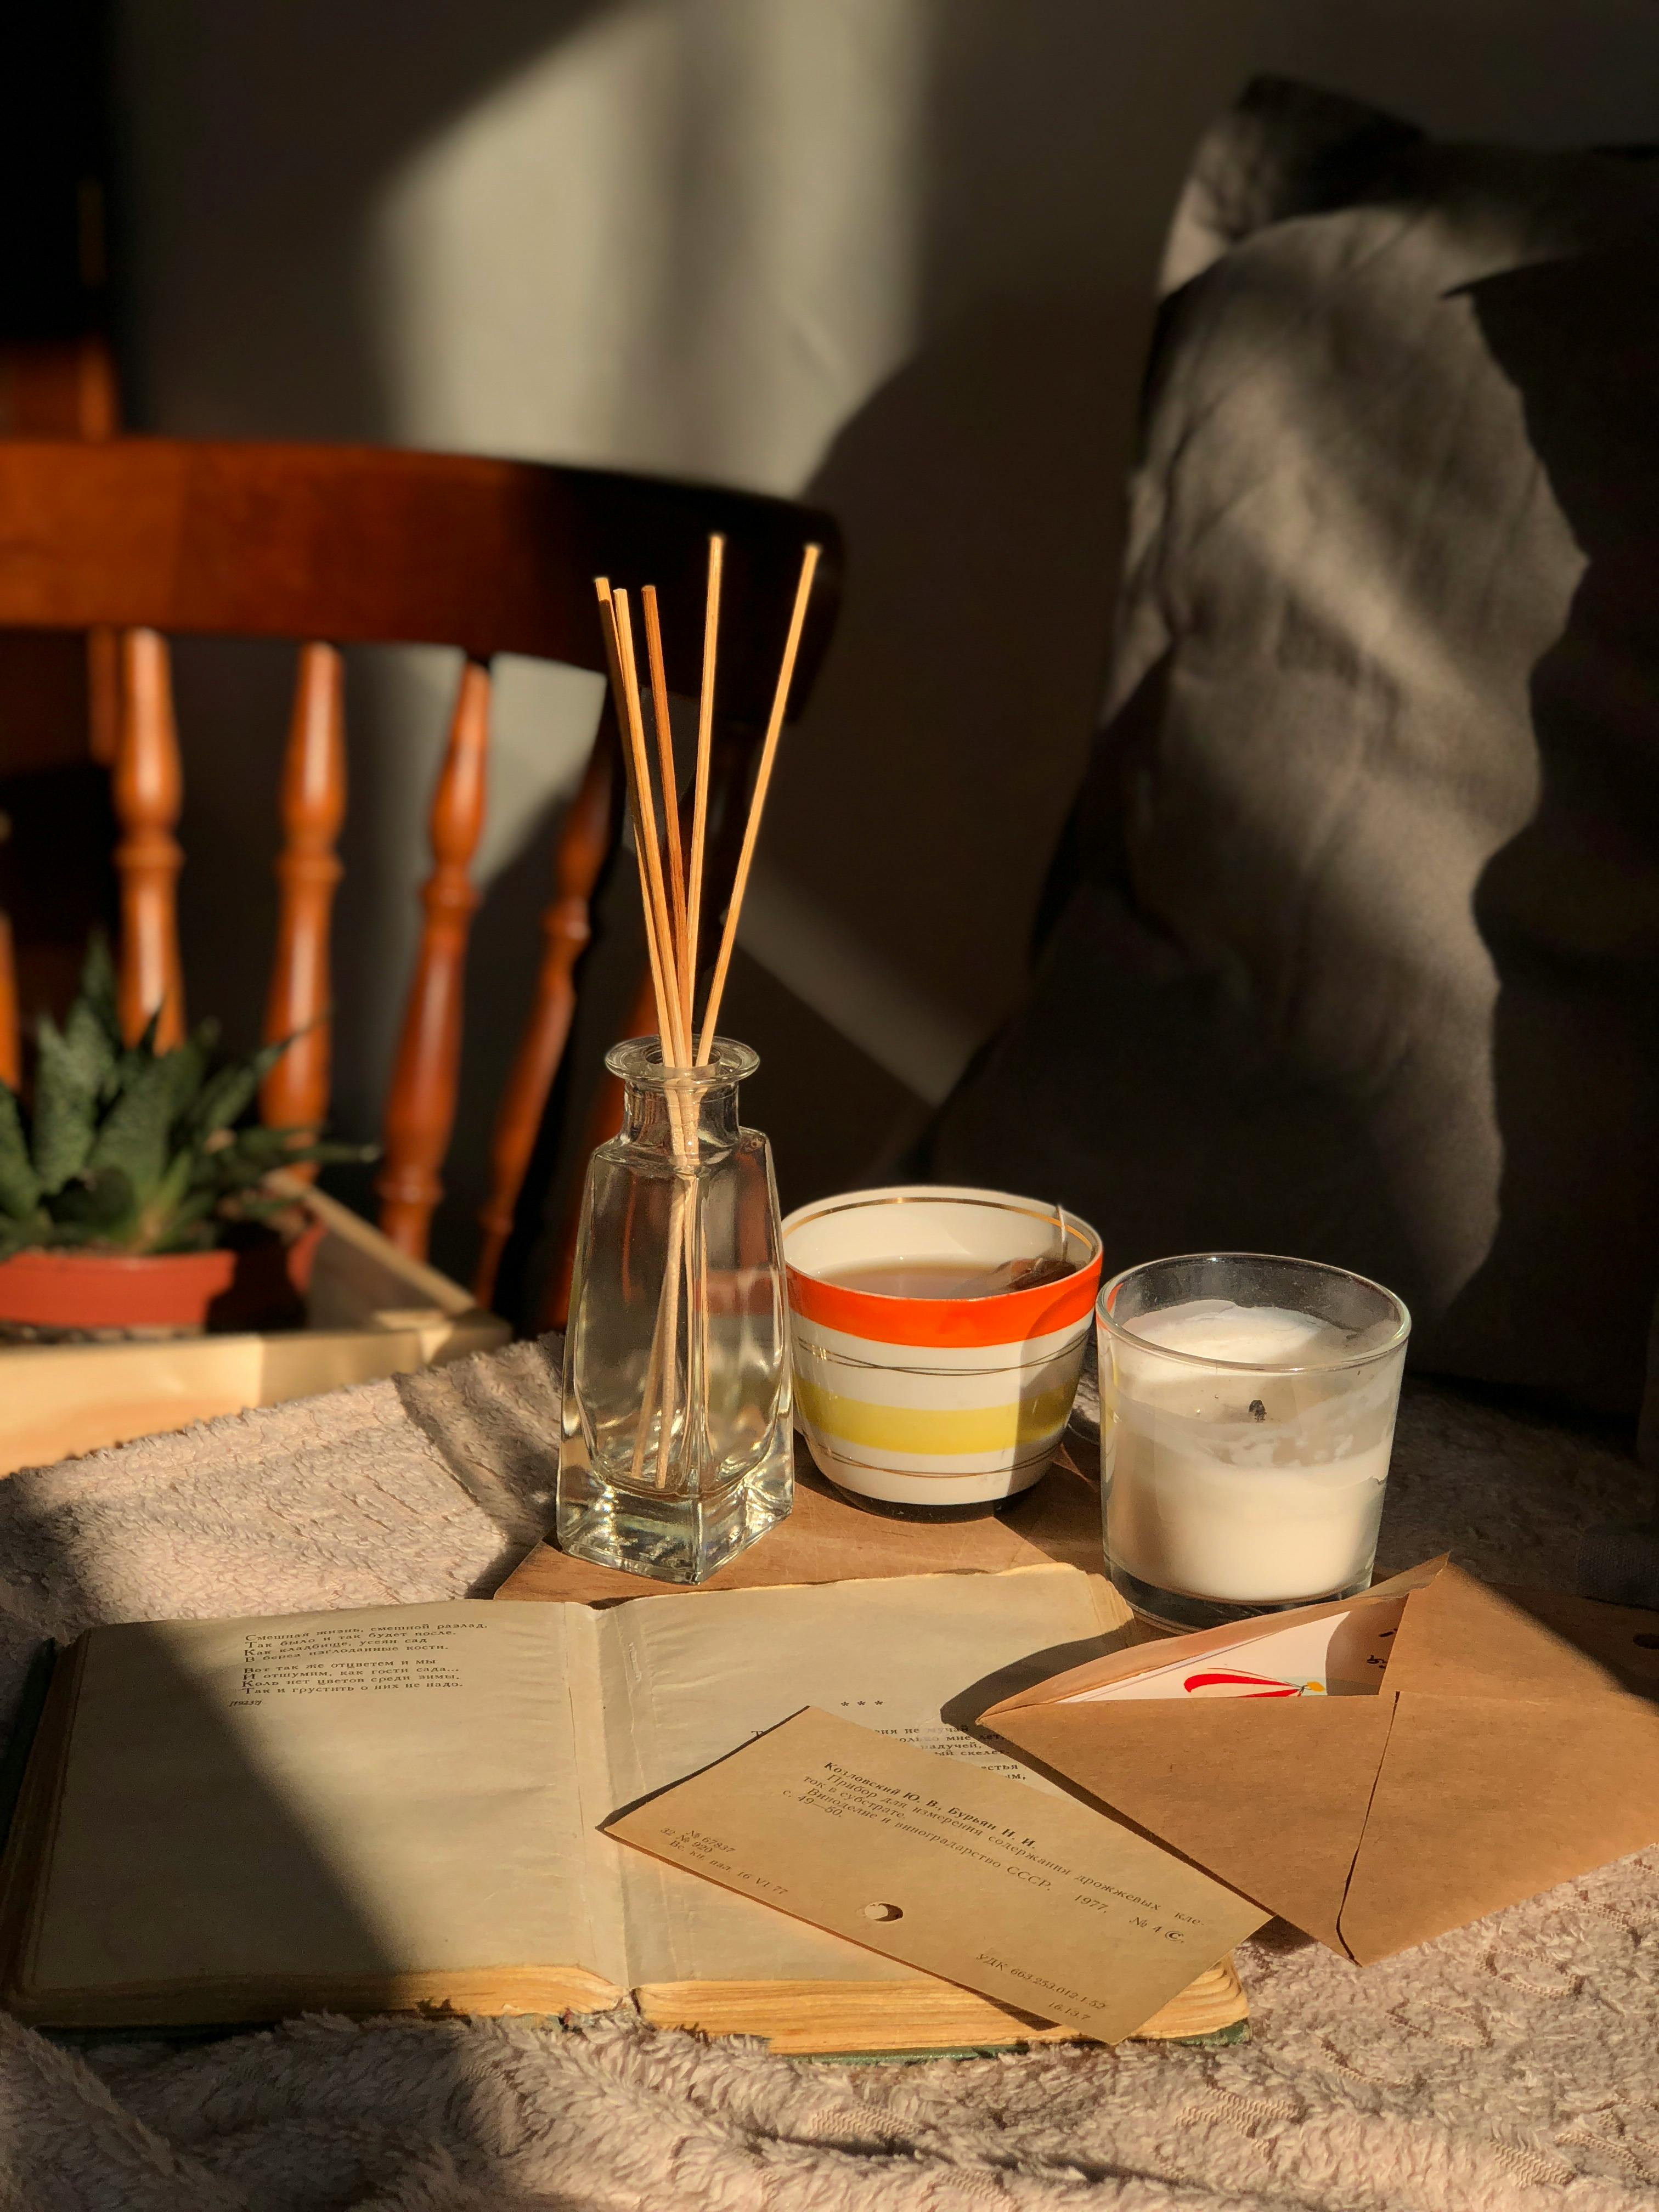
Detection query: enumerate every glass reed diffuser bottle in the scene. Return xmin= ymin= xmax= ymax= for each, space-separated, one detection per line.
xmin=561 ymin=534 xmax=821 ymax=1580
xmin=558 ymin=1036 xmax=793 ymax=1582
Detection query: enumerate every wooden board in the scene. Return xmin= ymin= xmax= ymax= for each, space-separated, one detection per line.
xmin=0 ymin=1186 xmax=509 ymax=1475
xmin=494 ymin=1440 xmax=1149 ymax=1618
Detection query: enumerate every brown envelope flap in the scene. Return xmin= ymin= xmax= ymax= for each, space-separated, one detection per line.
xmin=1382 ymin=1565 xmax=1643 ymax=1705
xmin=1339 ymin=1690 xmax=1659 ymax=1964
xmin=981 ymin=1559 xmax=1448 ymax=1719
xmin=990 ymin=1696 xmax=1395 ymax=1955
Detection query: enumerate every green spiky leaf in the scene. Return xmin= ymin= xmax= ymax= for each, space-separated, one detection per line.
xmin=0 ymin=1084 xmax=40 ymax=1222
xmin=48 ymin=1164 xmax=138 ymax=1237
xmin=108 ymin=1008 xmax=162 ymax=1103
xmin=161 ymin=1032 xmax=213 ymax=1128
xmin=149 ymin=1183 xmax=219 ymax=1251
xmin=32 ymin=1014 xmax=102 ymax=1193
xmin=67 ymin=997 xmax=118 ymax=1079
xmin=78 ymin=933 xmax=122 ymax=1051
xmin=187 ymin=1034 xmax=290 ymax=1141
xmin=86 ymin=1051 xmax=181 ymax=1200
xmin=130 ymin=1148 xmax=198 ymax=1250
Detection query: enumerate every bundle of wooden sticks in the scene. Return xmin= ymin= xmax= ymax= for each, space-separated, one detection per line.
xmin=593 ymin=537 xmax=820 ymax=1491
xmin=594 ymin=537 xmax=820 ymax=1075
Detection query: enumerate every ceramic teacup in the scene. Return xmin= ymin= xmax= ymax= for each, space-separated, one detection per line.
xmin=780 ymin=1184 xmax=1103 ymax=1510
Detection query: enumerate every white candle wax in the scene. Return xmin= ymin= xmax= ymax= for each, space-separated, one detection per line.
xmin=1102 ymin=1299 xmax=1401 ymax=1603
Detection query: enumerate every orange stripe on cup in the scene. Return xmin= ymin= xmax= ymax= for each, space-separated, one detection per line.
xmin=785 ymin=1260 xmax=1099 ymax=1349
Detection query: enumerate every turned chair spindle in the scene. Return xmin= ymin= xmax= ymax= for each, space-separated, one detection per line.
xmin=261 ymin=642 xmax=347 ymax=1156
xmin=473 ymin=703 xmax=619 ymax=1307
xmin=375 ymin=657 xmax=492 ymax=1256
xmin=112 ymin=627 xmax=185 ymax=1048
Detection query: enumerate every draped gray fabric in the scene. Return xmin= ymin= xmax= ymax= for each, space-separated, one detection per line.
xmin=928 ymin=78 xmax=1659 ymax=1416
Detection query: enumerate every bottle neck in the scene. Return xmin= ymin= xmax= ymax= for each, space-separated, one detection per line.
xmin=621 ymin=1073 xmax=741 ymax=1157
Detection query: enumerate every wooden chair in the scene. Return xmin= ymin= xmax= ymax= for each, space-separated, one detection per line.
xmin=0 ymin=437 xmax=841 ymax=1314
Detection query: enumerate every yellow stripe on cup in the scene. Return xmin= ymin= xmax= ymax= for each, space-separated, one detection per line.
xmin=794 ymin=1373 xmax=1077 ymax=1457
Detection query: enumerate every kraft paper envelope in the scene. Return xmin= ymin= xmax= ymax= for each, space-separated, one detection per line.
xmin=980 ymin=1559 xmax=1659 ymax=1963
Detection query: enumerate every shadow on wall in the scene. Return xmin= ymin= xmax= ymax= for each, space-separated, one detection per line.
xmin=116 ymin=0 xmax=616 ymax=440
xmin=776 ymin=295 xmax=1143 ymax=1069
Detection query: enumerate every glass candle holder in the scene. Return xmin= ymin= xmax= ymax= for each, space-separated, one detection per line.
xmin=557 ymin=1036 xmax=793 ymax=1583
xmin=1097 ymin=1252 xmax=1410 ymax=1630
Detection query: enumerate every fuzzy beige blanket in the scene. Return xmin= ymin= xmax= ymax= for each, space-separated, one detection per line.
xmin=0 ymin=1342 xmax=1653 ymax=2211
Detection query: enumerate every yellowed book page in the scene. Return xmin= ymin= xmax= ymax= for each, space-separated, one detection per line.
xmin=612 ymin=1708 xmax=1267 ymax=2042
xmin=594 ymin=1565 xmax=1116 ymax=1987
xmin=27 ymin=1601 xmax=606 ymax=1999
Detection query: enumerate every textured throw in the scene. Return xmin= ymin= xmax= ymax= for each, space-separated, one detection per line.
xmin=925 ymin=77 xmax=1659 ymax=1424
xmin=0 ymin=1340 xmax=1652 ymax=2211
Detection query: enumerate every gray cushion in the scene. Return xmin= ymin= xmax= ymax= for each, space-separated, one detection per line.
xmin=928 ymin=78 xmax=1659 ymax=1417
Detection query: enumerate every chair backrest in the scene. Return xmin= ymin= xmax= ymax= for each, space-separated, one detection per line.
xmin=0 ymin=437 xmax=841 ymax=1307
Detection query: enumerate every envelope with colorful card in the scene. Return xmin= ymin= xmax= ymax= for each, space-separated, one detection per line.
xmin=980 ymin=1558 xmax=1659 ymax=1963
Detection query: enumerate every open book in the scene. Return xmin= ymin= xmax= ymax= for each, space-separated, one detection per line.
xmin=0 ymin=1565 xmax=1246 ymax=2053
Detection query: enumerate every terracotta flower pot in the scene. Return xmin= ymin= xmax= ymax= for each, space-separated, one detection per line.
xmin=0 ymin=1222 xmax=325 ymax=1337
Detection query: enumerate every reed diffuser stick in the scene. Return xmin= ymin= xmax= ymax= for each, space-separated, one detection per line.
xmin=612 ymin=589 xmax=689 ymax=1066
xmin=641 ymin=586 xmax=690 ymax=1040
xmin=696 ymin=543 xmax=820 ymax=1064
xmin=685 ymin=534 xmax=723 ymax=1006
xmin=685 ymin=534 xmax=723 ymax=1462
xmin=635 ymin=1192 xmax=683 ymax=1489
xmin=595 ymin=583 xmax=676 ymax=1056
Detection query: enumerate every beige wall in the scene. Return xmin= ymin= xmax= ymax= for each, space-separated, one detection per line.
xmin=112 ymin=0 xmax=1659 ymax=1257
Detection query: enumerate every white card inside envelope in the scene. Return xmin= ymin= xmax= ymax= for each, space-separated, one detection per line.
xmin=1058 ymin=1600 xmax=1407 ymax=1703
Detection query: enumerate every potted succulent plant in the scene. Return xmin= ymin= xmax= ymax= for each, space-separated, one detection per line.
xmin=0 ymin=940 xmax=370 ymax=1338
